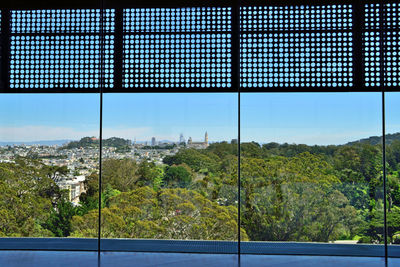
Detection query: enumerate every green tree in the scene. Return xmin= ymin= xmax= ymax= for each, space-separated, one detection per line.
xmin=233 ymin=153 xmax=358 ymax=241
xmin=102 ymin=159 xmax=138 ymax=192
xmin=71 ymin=186 xmax=247 ymax=241
xmin=163 ymin=149 xmax=218 ymax=173
xmin=164 ymin=165 xmax=193 ymax=188
xmin=0 ymin=160 xmax=55 ymax=237
xmin=44 ymin=194 xmax=76 ymax=237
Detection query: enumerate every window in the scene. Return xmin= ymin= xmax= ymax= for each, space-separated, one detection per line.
xmin=0 ymin=0 xmax=399 ymax=261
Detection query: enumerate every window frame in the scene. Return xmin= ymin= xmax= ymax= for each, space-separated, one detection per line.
xmin=0 ymin=0 xmax=399 ymax=260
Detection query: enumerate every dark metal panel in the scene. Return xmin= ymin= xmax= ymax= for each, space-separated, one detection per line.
xmin=2 ymin=0 xmax=365 ymax=9
xmin=231 ymin=3 xmax=239 ymax=91
xmin=122 ymin=31 xmax=231 ymax=35
xmin=3 ymin=86 xmax=400 ymax=93
xmin=0 ymin=238 xmax=98 ymax=251
xmin=0 ymin=88 xmax=101 ymax=94
xmin=240 ymin=86 xmax=363 ymax=92
xmin=10 ymin=33 xmax=105 ymax=36
xmin=2 ymin=238 xmax=400 ymax=258
xmin=0 ymin=9 xmax=10 ymax=90
xmin=0 ymin=0 xmax=100 ymax=9
xmin=240 ymin=0 xmax=355 ymax=7
xmin=113 ymin=8 xmax=123 ymax=90
xmin=240 ymin=242 xmax=386 ymax=257
xmin=240 ymin=29 xmax=353 ymax=34
xmin=102 ymin=88 xmax=237 ymax=93
xmin=103 ymin=0 xmax=233 ymax=8
xmin=100 ymin=239 xmax=238 ymax=254
xmin=0 ymin=88 xmax=237 ymax=93
xmin=389 ymin=245 xmax=400 ymax=257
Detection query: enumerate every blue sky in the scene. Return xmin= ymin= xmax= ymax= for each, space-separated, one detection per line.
xmin=0 ymin=92 xmax=398 ymax=145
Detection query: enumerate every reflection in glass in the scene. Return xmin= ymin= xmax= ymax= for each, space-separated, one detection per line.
xmin=241 ymin=93 xmax=384 ymax=244
xmin=0 ymin=94 xmax=99 ymax=240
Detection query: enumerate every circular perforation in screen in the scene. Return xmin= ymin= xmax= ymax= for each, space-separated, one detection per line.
xmin=124 ymin=7 xmax=231 ymax=32
xmin=364 ymin=31 xmax=381 ymax=87
xmin=241 ymin=32 xmax=353 ymax=88
xmin=364 ymin=3 xmax=380 ymax=30
xmin=363 ymin=3 xmax=400 ymax=87
xmin=386 ymin=31 xmax=399 ymax=87
xmin=241 ymin=5 xmax=352 ymax=31
xmin=10 ymin=35 xmax=114 ymax=88
xmin=123 ymin=34 xmax=231 ymax=88
xmin=11 ymin=9 xmax=115 ymax=33
xmin=386 ymin=2 xmax=400 ymax=29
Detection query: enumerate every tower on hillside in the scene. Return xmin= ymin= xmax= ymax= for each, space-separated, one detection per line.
xmin=205 ymin=131 xmax=208 ymax=147
xmin=179 ymin=133 xmax=185 ymax=144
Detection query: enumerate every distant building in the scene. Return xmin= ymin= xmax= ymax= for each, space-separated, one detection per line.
xmin=187 ymin=132 xmax=208 ymax=149
xmin=58 ymin=175 xmax=86 ymax=205
xmin=179 ymin=133 xmax=185 ymax=144
xmin=151 ymin=137 xmax=156 ymax=146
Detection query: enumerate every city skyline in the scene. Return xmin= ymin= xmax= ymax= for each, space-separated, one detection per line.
xmin=1 ymin=93 xmax=400 ymax=145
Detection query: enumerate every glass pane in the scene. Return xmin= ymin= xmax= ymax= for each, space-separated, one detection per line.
xmin=100 ymin=93 xmax=240 ymax=244
xmin=385 ymin=92 xmax=400 ymax=246
xmin=0 ymin=94 xmax=99 ymax=242
xmin=240 ymin=93 xmax=384 ymax=247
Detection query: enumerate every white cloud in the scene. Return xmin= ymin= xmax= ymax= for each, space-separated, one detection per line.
xmin=1 ymin=125 xmax=379 ymax=145
xmin=0 ymin=125 xmax=153 ymax=142
xmin=242 ymin=127 xmax=381 ymax=146
xmin=0 ymin=125 xmax=98 ymax=141
xmin=0 ymin=125 xmax=229 ymax=143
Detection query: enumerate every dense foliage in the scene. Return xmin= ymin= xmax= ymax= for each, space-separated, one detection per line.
xmin=4 ymin=139 xmax=400 ymax=243
xmin=63 ymin=137 xmax=131 ymax=149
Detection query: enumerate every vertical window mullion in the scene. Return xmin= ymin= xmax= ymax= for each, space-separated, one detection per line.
xmin=113 ymin=8 xmax=123 ymax=91
xmin=231 ymin=0 xmax=241 ymax=260
xmin=379 ymin=0 xmax=388 ymax=261
xmin=353 ymin=1 xmax=364 ymax=89
xmin=1 ymin=9 xmax=10 ymax=91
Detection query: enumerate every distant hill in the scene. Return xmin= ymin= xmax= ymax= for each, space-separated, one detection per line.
xmin=0 ymin=140 xmax=71 ymax=146
xmin=62 ymin=137 xmax=131 ymax=149
xmin=346 ymin=132 xmax=400 ymax=146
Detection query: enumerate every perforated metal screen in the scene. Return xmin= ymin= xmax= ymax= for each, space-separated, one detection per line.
xmin=123 ymin=7 xmax=232 ymax=89
xmin=240 ymin=5 xmax=353 ymax=88
xmin=364 ymin=3 xmax=381 ymax=87
xmin=364 ymin=3 xmax=400 ymax=87
xmin=240 ymin=5 xmax=352 ymax=31
xmin=0 ymin=2 xmax=398 ymax=92
xmin=9 ymin=9 xmax=114 ymax=89
xmin=10 ymin=9 xmax=114 ymax=33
